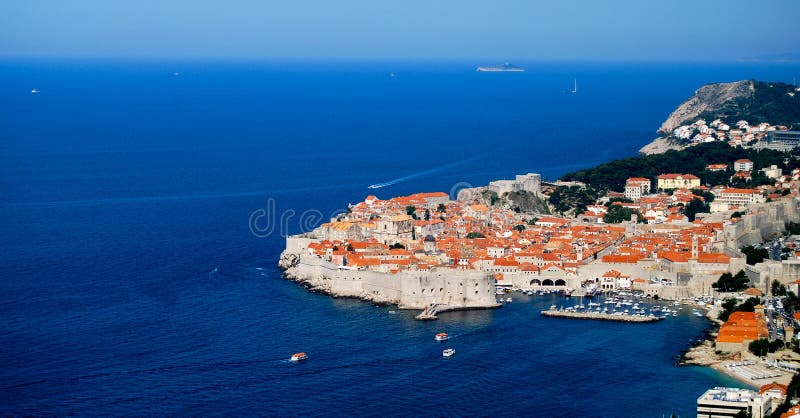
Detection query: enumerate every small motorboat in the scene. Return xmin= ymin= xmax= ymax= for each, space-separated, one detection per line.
xmin=435 ymin=332 xmax=449 ymax=341
xmin=442 ymin=348 xmax=455 ymax=358
xmin=290 ymin=352 xmax=308 ymax=362
xmin=506 ymin=297 xmax=512 ymax=303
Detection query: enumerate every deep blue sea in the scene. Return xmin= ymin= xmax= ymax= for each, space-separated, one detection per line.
xmin=2 ymin=60 xmax=800 ymax=416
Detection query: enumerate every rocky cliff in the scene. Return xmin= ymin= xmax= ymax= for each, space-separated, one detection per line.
xmin=658 ymin=80 xmax=755 ymax=135
xmin=639 ymin=80 xmax=755 ymax=155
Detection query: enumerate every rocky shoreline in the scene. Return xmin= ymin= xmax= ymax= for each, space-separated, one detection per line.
xmin=678 ymin=306 xmax=725 ymax=367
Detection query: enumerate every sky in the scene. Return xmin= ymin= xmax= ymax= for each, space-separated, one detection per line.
xmin=1 ymin=0 xmax=799 ymax=61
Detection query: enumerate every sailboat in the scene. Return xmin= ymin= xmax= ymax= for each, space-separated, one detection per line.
xmin=570 ymin=79 xmax=577 ymax=94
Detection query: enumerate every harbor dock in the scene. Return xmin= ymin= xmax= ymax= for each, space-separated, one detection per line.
xmin=540 ymin=309 xmax=663 ymax=323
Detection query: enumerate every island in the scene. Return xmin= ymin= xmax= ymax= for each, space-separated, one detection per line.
xmin=475 ymin=63 xmax=525 ymax=72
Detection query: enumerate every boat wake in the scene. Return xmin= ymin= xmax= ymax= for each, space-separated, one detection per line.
xmin=367 ymin=158 xmax=477 ymax=189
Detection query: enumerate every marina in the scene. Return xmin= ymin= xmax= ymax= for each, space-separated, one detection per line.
xmin=541 ymin=309 xmax=664 ymax=323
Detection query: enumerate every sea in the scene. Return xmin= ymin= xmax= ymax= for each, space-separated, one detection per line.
xmin=2 ymin=59 xmax=800 ymax=416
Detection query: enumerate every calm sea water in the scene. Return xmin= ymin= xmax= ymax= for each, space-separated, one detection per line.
xmin=2 ymin=60 xmax=799 ymax=416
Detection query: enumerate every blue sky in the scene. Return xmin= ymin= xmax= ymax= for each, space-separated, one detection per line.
xmin=2 ymin=0 xmax=799 ymax=60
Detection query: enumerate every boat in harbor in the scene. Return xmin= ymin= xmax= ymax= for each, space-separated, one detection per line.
xmin=435 ymin=332 xmax=449 ymax=341
xmin=584 ymin=283 xmax=599 ymax=298
xmin=442 ymin=348 xmax=456 ymax=358
xmin=563 ymin=288 xmax=574 ymax=297
xmin=290 ymin=352 xmax=308 ymax=362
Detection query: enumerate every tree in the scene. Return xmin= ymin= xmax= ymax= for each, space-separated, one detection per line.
xmin=389 ymin=243 xmax=405 ymax=250
xmin=603 ymin=205 xmax=645 ymax=224
xmin=406 ymin=206 xmax=417 ymax=218
xmin=437 ymin=203 xmax=446 ymax=213
xmin=712 ymin=270 xmax=750 ymax=293
xmin=683 ymin=197 xmax=710 ymax=222
xmin=740 ymin=245 xmax=769 ymax=265
xmin=773 ymin=280 xmax=788 ymax=296
xmin=547 ymin=185 xmax=602 ymax=216
xmin=513 ymin=224 xmax=526 ymax=232
xmin=748 ymin=338 xmax=782 ymax=356
xmin=466 ymin=232 xmax=485 ymax=239
xmin=718 ymin=297 xmax=739 ymax=321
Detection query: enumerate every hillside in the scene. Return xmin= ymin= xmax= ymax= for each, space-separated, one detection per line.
xmin=639 ymin=80 xmax=800 ymax=154
xmin=561 ymin=142 xmax=797 ymax=192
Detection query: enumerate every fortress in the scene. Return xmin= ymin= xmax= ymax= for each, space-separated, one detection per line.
xmin=278 ymin=175 xmax=800 ymax=313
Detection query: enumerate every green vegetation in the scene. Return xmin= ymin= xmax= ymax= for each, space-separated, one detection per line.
xmin=749 ymin=338 xmax=783 ymax=356
xmin=712 ymin=270 xmax=750 ymax=293
xmin=547 ymin=185 xmax=602 ymax=216
xmin=466 ymin=232 xmax=485 ymax=239
xmin=437 ymin=203 xmax=446 ymax=213
xmin=560 ymin=142 xmax=791 ymax=191
xmin=482 ymin=190 xmax=499 ymax=206
xmin=697 ymin=81 xmax=800 ymax=129
xmin=718 ymin=298 xmax=739 ymax=322
xmin=683 ymin=198 xmax=710 ymax=222
xmin=772 ymin=280 xmax=788 ymax=296
xmin=784 ymin=291 xmax=800 ymax=314
xmin=740 ymin=245 xmax=770 ymax=265
xmin=389 ymin=243 xmax=405 ymax=250
xmin=513 ymin=224 xmax=526 ymax=232
xmin=787 ymin=222 xmax=800 ymax=235
xmin=603 ymin=205 xmax=645 ymax=224
xmin=405 ymin=206 xmax=417 ymax=219
xmin=718 ymin=296 xmax=760 ymax=322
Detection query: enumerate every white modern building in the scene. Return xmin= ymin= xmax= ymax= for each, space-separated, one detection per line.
xmin=697 ymin=387 xmax=773 ymax=418
xmin=624 ymin=177 xmax=651 ymax=201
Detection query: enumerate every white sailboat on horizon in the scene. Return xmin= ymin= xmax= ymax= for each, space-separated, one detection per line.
xmin=570 ymin=78 xmax=577 ymax=94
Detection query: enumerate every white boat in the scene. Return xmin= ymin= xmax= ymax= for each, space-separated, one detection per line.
xmin=506 ymin=297 xmax=512 ymax=303
xmin=442 ymin=348 xmax=456 ymax=357
xmin=290 ymin=352 xmax=308 ymax=362
xmin=549 ymin=304 xmax=557 ymax=310
xmin=435 ymin=332 xmax=449 ymax=341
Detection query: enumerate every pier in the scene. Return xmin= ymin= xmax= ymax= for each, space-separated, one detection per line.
xmin=540 ymin=309 xmax=663 ymax=323
xmin=415 ymin=303 xmax=440 ymax=321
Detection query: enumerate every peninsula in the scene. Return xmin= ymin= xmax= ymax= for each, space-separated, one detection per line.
xmin=640 ymin=80 xmax=800 ymax=155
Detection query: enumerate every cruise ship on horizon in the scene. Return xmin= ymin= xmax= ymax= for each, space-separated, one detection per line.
xmin=476 ymin=63 xmax=524 ymax=72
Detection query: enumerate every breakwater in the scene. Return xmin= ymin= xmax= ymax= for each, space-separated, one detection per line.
xmin=540 ymin=309 xmax=664 ymax=323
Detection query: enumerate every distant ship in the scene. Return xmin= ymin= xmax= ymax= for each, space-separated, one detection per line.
xmin=476 ymin=63 xmax=524 ymax=72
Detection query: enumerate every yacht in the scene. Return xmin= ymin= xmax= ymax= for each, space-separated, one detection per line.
xmin=443 ymin=348 xmax=456 ymax=358
xmin=290 ymin=352 xmax=308 ymax=362
xmin=435 ymin=332 xmax=449 ymax=341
